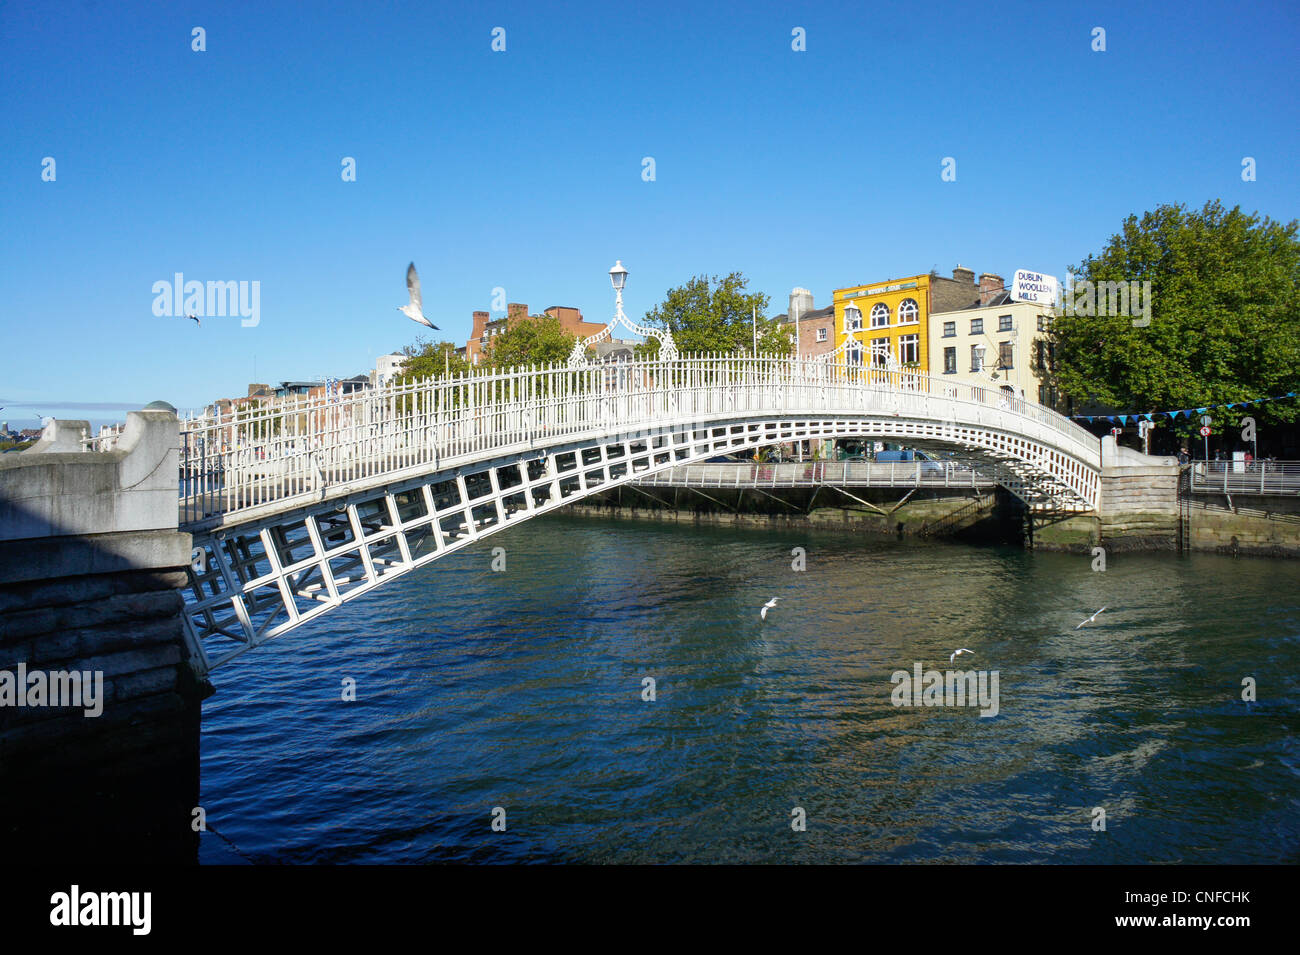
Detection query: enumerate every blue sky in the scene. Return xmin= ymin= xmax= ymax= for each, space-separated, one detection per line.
xmin=2 ymin=0 xmax=1297 ymax=426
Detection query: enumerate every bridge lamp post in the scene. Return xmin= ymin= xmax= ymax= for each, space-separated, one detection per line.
xmin=609 ymin=260 xmax=628 ymax=324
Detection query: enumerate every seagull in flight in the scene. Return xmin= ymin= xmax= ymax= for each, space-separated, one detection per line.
xmin=760 ymin=597 xmax=781 ymax=620
xmin=949 ymin=648 xmax=974 ymax=663
xmin=187 ymin=313 xmax=200 ymax=327
xmin=1075 ymin=607 xmax=1107 ymax=630
xmin=398 ymin=262 xmax=438 ymax=329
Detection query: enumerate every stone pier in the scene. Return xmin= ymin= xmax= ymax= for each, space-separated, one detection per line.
xmin=0 ymin=410 xmax=209 ymax=862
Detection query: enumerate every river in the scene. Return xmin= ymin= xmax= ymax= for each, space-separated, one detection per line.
xmin=197 ymin=513 xmax=1300 ymax=864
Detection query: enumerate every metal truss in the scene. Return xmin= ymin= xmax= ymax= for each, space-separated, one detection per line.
xmin=182 ymin=412 xmax=1097 ymax=676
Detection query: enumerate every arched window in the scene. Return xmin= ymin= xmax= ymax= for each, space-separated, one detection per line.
xmin=870 ymin=303 xmax=890 ymax=328
xmin=898 ymin=298 xmax=919 ymax=324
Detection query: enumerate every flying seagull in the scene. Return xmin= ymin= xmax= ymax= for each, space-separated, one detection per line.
xmin=187 ymin=313 xmax=200 ymax=327
xmin=1075 ymin=606 xmax=1108 ymax=630
xmin=949 ymin=648 xmax=974 ymax=663
xmin=398 ymin=262 xmax=438 ymax=329
xmin=760 ymin=597 xmax=781 ymax=620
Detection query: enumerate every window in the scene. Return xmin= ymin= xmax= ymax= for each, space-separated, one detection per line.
xmin=1037 ymin=314 xmax=1046 ymax=332
xmin=971 ymin=344 xmax=984 ymax=372
xmin=870 ymin=303 xmax=890 ymax=328
xmin=970 ymin=318 xmax=983 ymax=335
xmin=942 ymin=321 xmax=956 ymax=337
xmin=1034 ymin=340 xmax=1045 ymax=371
xmin=1039 ymin=383 xmax=1058 ymax=407
xmin=899 ymin=334 xmax=919 ymax=365
xmin=870 ymin=338 xmax=891 ymax=368
xmin=816 ymin=327 xmax=827 ymax=342
xmin=998 ymin=341 xmax=1014 ymax=369
xmin=998 ymin=314 xmax=1013 ymax=332
xmin=943 ymin=346 xmax=957 ymax=374
xmin=898 ymin=298 xmax=919 ymax=324
xmin=845 ymin=305 xmax=863 ymax=331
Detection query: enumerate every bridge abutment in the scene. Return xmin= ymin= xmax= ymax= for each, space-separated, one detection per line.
xmin=0 ymin=410 xmax=207 ymax=862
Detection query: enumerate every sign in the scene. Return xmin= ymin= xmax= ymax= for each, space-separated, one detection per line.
xmin=1199 ymin=425 xmax=1212 ymax=437
xmin=1011 ymin=269 xmax=1059 ymax=306
xmin=1199 ymin=414 xmax=1212 ymax=426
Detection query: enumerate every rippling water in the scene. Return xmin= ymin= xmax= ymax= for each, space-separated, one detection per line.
xmin=198 ymin=514 xmax=1300 ymax=864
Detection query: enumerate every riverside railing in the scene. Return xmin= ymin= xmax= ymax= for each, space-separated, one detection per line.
xmin=1189 ymin=460 xmax=1300 ymax=496
xmin=178 ymin=354 xmax=1101 ymax=526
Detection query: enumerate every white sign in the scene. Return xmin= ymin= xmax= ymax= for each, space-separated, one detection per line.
xmin=1011 ymin=269 xmax=1058 ymax=306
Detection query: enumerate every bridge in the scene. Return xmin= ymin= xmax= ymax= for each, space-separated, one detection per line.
xmin=161 ymin=355 xmax=1102 ymax=674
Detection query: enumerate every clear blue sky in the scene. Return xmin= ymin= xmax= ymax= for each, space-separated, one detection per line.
xmin=2 ymin=0 xmax=1297 ymax=426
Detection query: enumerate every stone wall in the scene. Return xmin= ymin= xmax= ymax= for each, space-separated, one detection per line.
xmin=0 ymin=410 xmax=207 ymax=861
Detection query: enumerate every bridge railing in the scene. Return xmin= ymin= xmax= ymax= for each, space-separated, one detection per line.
xmin=179 ymin=354 xmax=1098 ymax=526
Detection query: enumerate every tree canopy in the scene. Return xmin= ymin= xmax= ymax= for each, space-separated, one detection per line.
xmin=394 ymin=339 xmax=471 ymax=384
xmin=1050 ymin=200 xmax=1300 ymax=425
xmin=637 ymin=272 xmax=792 ymax=356
xmin=481 ymin=314 xmax=580 ymax=367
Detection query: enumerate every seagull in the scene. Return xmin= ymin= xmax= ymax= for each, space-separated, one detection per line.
xmin=1075 ymin=607 xmax=1107 ymax=630
xmin=760 ymin=597 xmax=780 ymax=620
xmin=949 ymin=648 xmax=974 ymax=663
xmin=398 ymin=262 xmax=438 ymax=329
xmin=187 ymin=313 xmax=200 ymax=327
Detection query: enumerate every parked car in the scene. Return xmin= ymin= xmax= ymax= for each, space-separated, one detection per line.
xmin=875 ymin=449 xmax=944 ymax=473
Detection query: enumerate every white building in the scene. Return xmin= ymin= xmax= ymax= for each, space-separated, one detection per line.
xmin=929 ymin=296 xmax=1058 ymax=407
xmin=373 ymin=353 xmax=407 ymax=387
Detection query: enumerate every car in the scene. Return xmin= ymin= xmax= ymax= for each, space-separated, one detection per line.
xmin=875 ymin=449 xmax=945 ymax=473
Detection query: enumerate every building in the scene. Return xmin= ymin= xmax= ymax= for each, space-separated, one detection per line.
xmin=374 ymin=353 xmax=407 ymax=387
xmin=930 ymin=284 xmax=1057 ymax=405
xmin=773 ymin=288 xmax=836 ymax=358
xmin=460 ymin=303 xmax=612 ymax=364
xmin=833 ymin=267 xmax=987 ymax=370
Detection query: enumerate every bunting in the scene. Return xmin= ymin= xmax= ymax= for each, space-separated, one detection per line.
xmin=1070 ymin=391 xmax=1298 ymax=426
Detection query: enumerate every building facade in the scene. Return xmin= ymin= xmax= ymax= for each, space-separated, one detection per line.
xmin=774 ymin=288 xmax=836 ymax=358
xmin=832 ymin=267 xmax=986 ymax=370
xmin=929 ymin=294 xmax=1057 ymax=405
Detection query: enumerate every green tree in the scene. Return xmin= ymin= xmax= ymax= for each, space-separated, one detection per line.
xmin=395 ymin=339 xmax=471 ymax=383
xmin=1050 ymin=200 xmax=1300 ymax=426
xmin=482 ymin=314 xmax=580 ymax=368
xmin=636 ymin=273 xmax=791 ymax=356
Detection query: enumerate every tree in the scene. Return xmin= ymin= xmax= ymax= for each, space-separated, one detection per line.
xmin=482 ymin=314 xmax=579 ymax=368
xmin=637 ymin=273 xmax=791 ymax=356
xmin=394 ymin=339 xmax=471 ymax=383
xmin=1050 ymin=200 xmax=1300 ymax=426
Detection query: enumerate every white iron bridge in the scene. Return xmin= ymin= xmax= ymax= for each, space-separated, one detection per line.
xmin=177 ymin=355 xmax=1101 ymax=674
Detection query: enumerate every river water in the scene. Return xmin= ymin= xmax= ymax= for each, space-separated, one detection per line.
xmin=197 ymin=513 xmax=1300 ymax=864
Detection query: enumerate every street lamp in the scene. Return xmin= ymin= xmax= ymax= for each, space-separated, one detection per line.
xmin=609 ymin=260 xmax=628 ymax=292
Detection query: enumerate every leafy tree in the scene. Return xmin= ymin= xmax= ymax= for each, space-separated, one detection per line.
xmin=636 ymin=273 xmax=791 ymax=357
xmin=395 ymin=339 xmax=471 ymax=383
xmin=482 ymin=314 xmax=580 ymax=368
xmin=1050 ymin=200 xmax=1300 ymax=426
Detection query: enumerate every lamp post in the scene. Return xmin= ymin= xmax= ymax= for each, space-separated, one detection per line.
xmin=609 ymin=259 xmax=628 ymax=327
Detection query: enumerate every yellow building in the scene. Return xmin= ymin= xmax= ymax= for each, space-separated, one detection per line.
xmin=832 ymin=275 xmax=934 ymax=370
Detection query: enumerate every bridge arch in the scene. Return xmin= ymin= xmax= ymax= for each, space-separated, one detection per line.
xmin=178 ymin=356 xmax=1100 ymax=673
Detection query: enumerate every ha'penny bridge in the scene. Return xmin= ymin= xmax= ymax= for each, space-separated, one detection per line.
xmin=163 ymin=355 xmax=1104 ymax=674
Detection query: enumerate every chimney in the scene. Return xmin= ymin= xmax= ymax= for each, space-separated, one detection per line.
xmin=789 ymin=288 xmax=814 ymax=323
xmin=471 ymin=310 xmax=489 ymax=340
xmin=952 ymin=265 xmax=975 ymax=285
xmin=507 ymin=302 xmax=528 ymax=322
xmin=978 ymin=273 xmax=1004 ymax=306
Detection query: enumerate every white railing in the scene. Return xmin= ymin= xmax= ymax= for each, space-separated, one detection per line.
xmin=633 ymin=460 xmax=995 ymax=489
xmin=179 ymin=354 xmax=1100 ymax=526
xmin=1188 ymin=460 xmax=1300 ymax=495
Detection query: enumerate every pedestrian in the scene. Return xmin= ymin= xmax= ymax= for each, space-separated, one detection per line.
xmin=1178 ymin=446 xmax=1190 ymax=465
